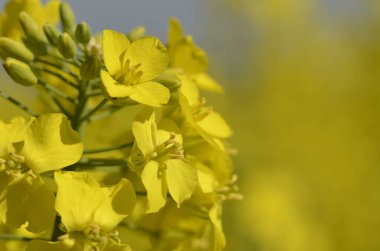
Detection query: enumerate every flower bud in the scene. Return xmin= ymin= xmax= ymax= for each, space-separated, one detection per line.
xmin=58 ymin=33 xmax=77 ymax=59
xmin=3 ymin=58 xmax=38 ymax=86
xmin=80 ymin=56 xmax=100 ymax=80
xmin=19 ymin=12 xmax=47 ymax=43
xmin=19 ymin=12 xmax=48 ymax=56
xmin=75 ymin=22 xmax=91 ymax=44
xmin=0 ymin=37 xmax=34 ymax=63
xmin=43 ymin=23 xmax=61 ymax=46
xmin=127 ymin=26 xmax=146 ymax=42
xmin=60 ymin=3 xmax=76 ymax=34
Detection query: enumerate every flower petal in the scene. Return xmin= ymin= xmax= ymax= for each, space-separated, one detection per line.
xmin=141 ymin=161 xmax=167 ymax=213
xmin=179 ymin=74 xmax=200 ymax=106
xmin=21 ymin=113 xmax=83 ymax=174
xmin=168 ymin=17 xmax=183 ymax=46
xmin=209 ymin=203 xmax=226 ymax=251
xmin=196 ymin=162 xmax=216 ymax=194
xmin=156 ymin=119 xmax=183 ymax=145
xmin=126 ymin=37 xmax=169 ymax=82
xmin=191 ymin=73 xmax=224 ymax=94
xmin=165 ymin=159 xmax=198 ymax=207
xmin=132 ymin=107 xmax=156 ymax=157
xmin=168 ymin=36 xmax=208 ymax=75
xmin=55 ymin=171 xmax=104 ymax=232
xmin=100 ymin=70 xmax=136 ymax=98
xmin=103 ymin=30 xmax=130 ymax=76
xmin=6 ymin=175 xmax=55 ymax=233
xmin=94 ymin=179 xmax=136 ymax=231
xmin=129 ymin=81 xmax=170 ymax=107
xmin=197 ymin=111 xmax=232 ymax=139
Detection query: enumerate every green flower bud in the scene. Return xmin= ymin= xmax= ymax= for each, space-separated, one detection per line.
xmin=80 ymin=56 xmax=100 ymax=80
xmin=127 ymin=26 xmax=146 ymax=42
xmin=19 ymin=12 xmax=48 ymax=56
xmin=0 ymin=37 xmax=34 ymax=63
xmin=3 ymin=58 xmax=38 ymax=86
xmin=58 ymin=33 xmax=77 ymax=59
xmin=75 ymin=22 xmax=91 ymax=44
xmin=19 ymin=12 xmax=47 ymax=43
xmin=43 ymin=23 xmax=61 ymax=46
xmin=60 ymin=3 xmax=76 ymax=34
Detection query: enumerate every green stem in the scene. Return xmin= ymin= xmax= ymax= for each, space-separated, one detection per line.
xmin=79 ymin=98 xmax=108 ymax=123
xmin=38 ymin=80 xmax=76 ymax=103
xmin=65 ymin=158 xmax=128 ymax=171
xmin=35 ymin=58 xmax=78 ymax=79
xmin=84 ymin=142 xmax=133 ymax=154
xmin=37 ymin=67 xmax=78 ymax=89
xmin=51 ymin=96 xmax=71 ymax=118
xmin=0 ymin=90 xmax=38 ymax=117
xmin=49 ymin=55 xmax=80 ymax=67
xmin=87 ymin=106 xmax=122 ymax=122
xmin=0 ymin=234 xmax=35 ymax=242
xmin=86 ymin=91 xmax=102 ymax=97
xmin=77 ymin=158 xmax=127 ymax=166
xmin=71 ymin=81 xmax=89 ymax=131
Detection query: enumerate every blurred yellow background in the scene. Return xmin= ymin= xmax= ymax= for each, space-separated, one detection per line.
xmin=1 ymin=0 xmax=380 ymax=250
xmin=202 ymin=0 xmax=380 ymax=250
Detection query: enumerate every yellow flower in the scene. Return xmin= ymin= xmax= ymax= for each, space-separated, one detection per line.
xmin=100 ymin=30 xmax=170 ymax=107
xmin=167 ymin=18 xmax=223 ymax=94
xmin=0 ymin=0 xmax=60 ymax=41
xmin=128 ymin=107 xmax=198 ymax=213
xmin=209 ymin=203 xmax=226 ymax=251
xmin=0 ymin=113 xmax=83 ymax=233
xmin=177 ymin=76 xmax=232 ymax=151
xmin=26 ymin=171 xmax=135 ymax=251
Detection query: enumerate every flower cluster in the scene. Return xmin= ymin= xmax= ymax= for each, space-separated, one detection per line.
xmin=0 ymin=1 xmax=241 ymax=250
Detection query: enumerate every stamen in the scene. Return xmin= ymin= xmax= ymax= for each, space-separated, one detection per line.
xmin=27 ymin=169 xmax=37 ymax=179
xmin=9 ymin=152 xmax=25 ymax=163
xmin=58 ymin=234 xmax=69 ymax=241
xmin=118 ymin=59 xmax=144 ymax=86
xmin=193 ymin=107 xmax=213 ymax=122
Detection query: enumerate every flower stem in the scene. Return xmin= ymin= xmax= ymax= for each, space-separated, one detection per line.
xmin=34 ymin=58 xmax=78 ymax=80
xmin=79 ymin=98 xmax=108 ymax=123
xmin=51 ymin=96 xmax=72 ymax=118
xmin=37 ymin=67 xmax=78 ymax=89
xmin=84 ymin=142 xmax=134 ymax=154
xmin=38 ymin=80 xmax=76 ymax=103
xmin=0 ymin=90 xmax=38 ymax=117
xmin=0 ymin=234 xmax=35 ymax=241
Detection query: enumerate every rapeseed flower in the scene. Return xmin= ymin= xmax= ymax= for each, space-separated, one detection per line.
xmin=100 ymin=30 xmax=170 ymax=107
xmin=128 ymin=108 xmax=198 ymax=213
xmin=0 ymin=113 xmax=83 ymax=233
xmin=26 ymin=171 xmax=135 ymax=251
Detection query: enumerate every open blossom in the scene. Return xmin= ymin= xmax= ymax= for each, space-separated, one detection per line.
xmin=26 ymin=171 xmax=136 ymax=251
xmin=176 ymin=75 xmax=232 ymax=151
xmin=0 ymin=113 xmax=83 ymax=233
xmin=128 ymin=108 xmax=198 ymax=213
xmin=167 ymin=18 xmax=224 ymax=94
xmin=100 ymin=30 xmax=170 ymax=107
xmin=0 ymin=1 xmax=239 ymax=250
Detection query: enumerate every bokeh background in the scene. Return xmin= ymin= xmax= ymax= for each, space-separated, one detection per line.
xmin=1 ymin=0 xmax=380 ymax=250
